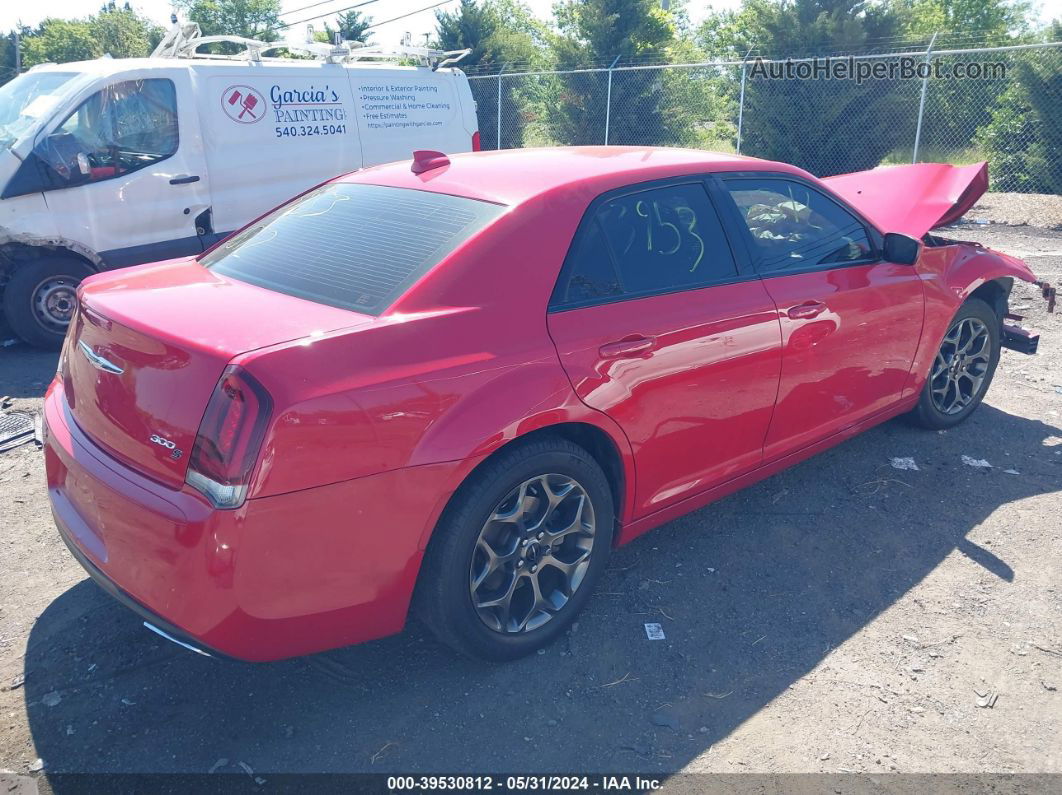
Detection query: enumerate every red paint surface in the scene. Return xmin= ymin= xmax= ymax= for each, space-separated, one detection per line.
xmin=46 ymin=148 xmax=1039 ymax=660
xmin=823 ymin=162 xmax=988 ymax=239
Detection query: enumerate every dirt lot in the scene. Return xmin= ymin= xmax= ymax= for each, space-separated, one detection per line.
xmin=0 ymin=223 xmax=1060 ymax=784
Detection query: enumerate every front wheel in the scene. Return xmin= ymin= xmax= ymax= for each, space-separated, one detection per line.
xmin=415 ymin=437 xmax=614 ymax=661
xmin=908 ymin=297 xmax=1000 ymax=430
xmin=2 ymin=257 xmax=93 ymax=350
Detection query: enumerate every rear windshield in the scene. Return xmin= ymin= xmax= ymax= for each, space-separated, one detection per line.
xmin=201 ymin=183 xmax=505 ymax=315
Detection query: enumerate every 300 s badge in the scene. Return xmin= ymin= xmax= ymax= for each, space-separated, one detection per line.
xmin=149 ymin=434 xmax=182 ymax=459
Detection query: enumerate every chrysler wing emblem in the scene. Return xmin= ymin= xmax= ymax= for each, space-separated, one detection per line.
xmin=77 ymin=340 xmax=124 ymax=375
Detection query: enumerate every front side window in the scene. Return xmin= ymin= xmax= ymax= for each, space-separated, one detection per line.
xmin=48 ymin=79 xmax=178 ymax=182
xmin=552 ymin=183 xmax=738 ymax=308
xmin=202 ymin=183 xmax=505 ymax=315
xmin=724 ymin=178 xmax=873 ymax=273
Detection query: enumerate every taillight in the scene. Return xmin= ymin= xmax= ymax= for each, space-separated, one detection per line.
xmin=56 ymin=308 xmax=78 ymax=383
xmin=472 ymin=131 xmax=481 ymax=151
xmin=56 ymin=336 xmax=69 ymax=383
xmin=186 ymin=366 xmax=272 ymax=509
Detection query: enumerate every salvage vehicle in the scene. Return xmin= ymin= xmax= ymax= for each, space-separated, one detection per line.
xmin=0 ymin=23 xmax=477 ymax=348
xmin=44 ymin=147 xmax=1046 ymax=662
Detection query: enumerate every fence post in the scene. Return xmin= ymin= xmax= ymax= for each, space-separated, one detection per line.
xmin=912 ymin=32 xmax=938 ymax=164
xmin=496 ymin=67 xmax=505 ymax=150
xmin=736 ymin=48 xmax=753 ymax=155
xmin=604 ymin=56 xmax=621 ymax=145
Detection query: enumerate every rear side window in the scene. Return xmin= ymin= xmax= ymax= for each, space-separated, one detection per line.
xmin=551 ymin=183 xmax=737 ymax=309
xmin=202 ymin=184 xmax=504 ymax=315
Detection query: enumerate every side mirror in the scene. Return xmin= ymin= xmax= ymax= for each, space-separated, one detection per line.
xmin=882 ymin=232 xmax=921 ymax=265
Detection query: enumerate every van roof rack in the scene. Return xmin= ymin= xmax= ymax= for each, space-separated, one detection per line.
xmin=151 ymin=22 xmax=470 ymax=70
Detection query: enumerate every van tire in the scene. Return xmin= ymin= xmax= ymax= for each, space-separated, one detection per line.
xmin=3 ymin=257 xmax=92 ymax=350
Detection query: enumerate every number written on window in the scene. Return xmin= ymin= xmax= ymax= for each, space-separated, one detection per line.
xmin=553 ymin=183 xmax=737 ymax=307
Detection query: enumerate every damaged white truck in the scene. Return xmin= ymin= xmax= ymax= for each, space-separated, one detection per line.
xmin=0 ymin=27 xmax=477 ymax=348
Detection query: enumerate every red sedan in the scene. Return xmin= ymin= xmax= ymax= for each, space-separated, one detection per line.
xmin=44 ymin=147 xmax=1043 ymax=661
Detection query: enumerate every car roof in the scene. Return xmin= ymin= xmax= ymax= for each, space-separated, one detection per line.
xmin=342 ymin=146 xmax=807 ymax=205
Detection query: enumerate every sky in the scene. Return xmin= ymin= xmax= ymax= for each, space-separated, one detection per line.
xmin=0 ymin=0 xmax=745 ymax=49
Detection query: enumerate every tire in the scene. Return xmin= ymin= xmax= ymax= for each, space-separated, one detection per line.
xmin=2 ymin=257 xmax=93 ymax=350
xmin=908 ymin=297 xmax=1000 ymax=430
xmin=415 ymin=436 xmax=615 ymax=661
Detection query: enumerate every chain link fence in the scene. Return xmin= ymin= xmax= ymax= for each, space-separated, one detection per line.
xmin=468 ymin=41 xmax=1062 ymax=194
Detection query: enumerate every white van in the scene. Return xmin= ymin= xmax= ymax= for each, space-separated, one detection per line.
xmin=0 ymin=28 xmax=479 ymax=347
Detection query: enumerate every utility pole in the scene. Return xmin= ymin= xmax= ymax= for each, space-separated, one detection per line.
xmin=14 ymin=25 xmax=21 ymax=75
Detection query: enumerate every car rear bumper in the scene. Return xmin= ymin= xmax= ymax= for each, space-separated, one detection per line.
xmin=43 ymin=381 xmax=460 ymax=662
xmin=54 ymin=519 xmax=227 ymax=659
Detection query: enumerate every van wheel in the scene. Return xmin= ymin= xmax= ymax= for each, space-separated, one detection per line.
xmin=908 ymin=298 xmax=1000 ymax=430
xmin=415 ymin=437 xmax=614 ymax=661
xmin=3 ymin=257 xmax=92 ymax=350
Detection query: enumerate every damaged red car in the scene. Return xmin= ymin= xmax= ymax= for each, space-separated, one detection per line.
xmin=44 ymin=147 xmax=1046 ymax=662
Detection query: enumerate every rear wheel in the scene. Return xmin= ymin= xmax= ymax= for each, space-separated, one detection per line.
xmin=3 ymin=257 xmax=93 ymax=350
xmin=416 ymin=437 xmax=614 ymax=661
xmin=908 ymin=298 xmax=1000 ymax=430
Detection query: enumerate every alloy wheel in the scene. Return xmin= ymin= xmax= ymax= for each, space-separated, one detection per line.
xmin=930 ymin=316 xmax=991 ymax=415
xmin=470 ymin=473 xmax=597 ymax=634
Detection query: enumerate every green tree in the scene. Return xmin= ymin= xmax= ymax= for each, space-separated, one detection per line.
xmin=435 ymin=0 xmax=542 ymax=148
xmin=93 ymin=6 xmax=165 ymax=57
xmin=176 ymin=0 xmax=282 ymax=41
xmin=977 ymin=25 xmax=1062 ymax=194
xmin=1 ymin=27 xmax=31 ymax=86
xmin=550 ymin=0 xmax=686 ymax=146
xmin=1020 ymin=29 xmax=1062 ymax=193
xmin=898 ymin=0 xmax=1030 ymax=45
xmin=332 ymin=10 xmax=373 ymax=44
xmin=975 ymin=82 xmax=1047 ymax=192
xmin=699 ymin=0 xmax=910 ymax=175
xmin=20 ymin=19 xmax=101 ymax=67
xmin=897 ymin=0 xmax=1031 ymax=160
xmin=17 ymin=6 xmax=165 ymax=70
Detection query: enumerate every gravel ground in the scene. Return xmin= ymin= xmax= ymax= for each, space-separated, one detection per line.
xmin=968 ymin=193 xmax=1062 ymax=229
xmin=0 ymin=223 xmax=1059 ymax=785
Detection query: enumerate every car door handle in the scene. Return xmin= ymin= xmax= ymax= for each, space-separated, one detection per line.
xmin=599 ymin=336 xmax=656 ymax=359
xmin=787 ymin=301 xmax=827 ymax=320
xmin=169 ymin=175 xmax=201 ymax=185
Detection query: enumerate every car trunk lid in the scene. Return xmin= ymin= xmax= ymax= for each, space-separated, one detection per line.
xmin=63 ymin=259 xmax=372 ymax=487
xmin=822 ymin=161 xmax=988 ymax=239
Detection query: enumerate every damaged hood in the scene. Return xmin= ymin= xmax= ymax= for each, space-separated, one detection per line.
xmin=823 ymin=161 xmax=988 ymax=239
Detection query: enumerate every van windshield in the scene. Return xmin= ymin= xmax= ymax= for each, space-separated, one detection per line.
xmin=201 ymin=183 xmax=505 ymax=315
xmin=0 ymin=72 xmax=78 ymax=150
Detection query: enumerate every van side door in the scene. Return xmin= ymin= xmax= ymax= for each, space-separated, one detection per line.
xmin=40 ymin=69 xmax=212 ymax=267
xmin=200 ymin=65 xmax=359 ymax=236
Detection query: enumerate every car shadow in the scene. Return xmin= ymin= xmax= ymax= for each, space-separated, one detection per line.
xmin=0 ymin=347 xmax=59 ymax=399
xmin=22 ymin=403 xmax=1061 ymax=779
